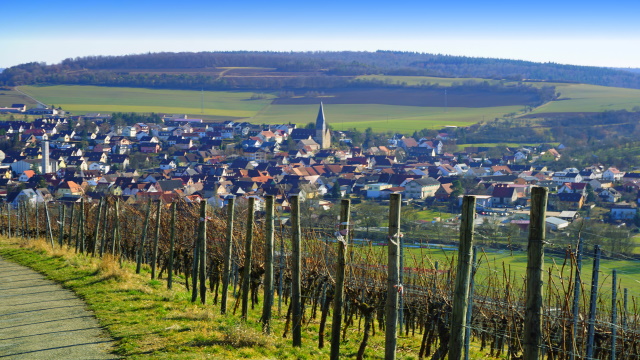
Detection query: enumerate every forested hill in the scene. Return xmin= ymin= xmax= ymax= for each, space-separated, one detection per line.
xmin=2 ymin=51 xmax=640 ymax=90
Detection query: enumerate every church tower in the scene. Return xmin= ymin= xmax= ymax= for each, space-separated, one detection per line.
xmin=315 ymin=102 xmax=331 ymax=149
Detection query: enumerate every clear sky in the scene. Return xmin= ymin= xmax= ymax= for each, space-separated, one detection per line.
xmin=1 ymin=0 xmax=639 ymax=69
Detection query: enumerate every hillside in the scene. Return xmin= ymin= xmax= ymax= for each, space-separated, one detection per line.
xmin=3 ymin=51 xmax=640 ymax=90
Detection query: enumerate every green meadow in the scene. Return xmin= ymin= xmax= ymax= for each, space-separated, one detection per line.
xmin=360 ymin=75 xmax=640 ymax=114
xmin=251 ymin=103 xmax=521 ymax=132
xmin=0 ymin=88 xmax=39 ymax=108
xmin=13 ymin=80 xmax=640 ymax=132
xmin=375 ymin=245 xmax=640 ymax=301
xmin=18 ymin=85 xmax=274 ymax=118
xmin=531 ymin=82 xmax=640 ymax=113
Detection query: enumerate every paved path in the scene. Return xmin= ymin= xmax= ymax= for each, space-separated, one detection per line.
xmin=0 ymin=257 xmax=118 ymax=359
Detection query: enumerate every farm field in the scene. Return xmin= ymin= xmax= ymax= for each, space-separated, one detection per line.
xmin=357 ymin=75 xmax=499 ymax=86
xmin=251 ymin=103 xmax=521 ymax=132
xmin=358 ymin=75 xmax=640 ymax=114
xmin=531 ymin=82 xmax=640 ymax=113
xmin=0 ymin=87 xmax=39 ymax=108
xmin=12 ymin=80 xmax=640 ymax=132
xmin=17 ymin=85 xmax=274 ymax=119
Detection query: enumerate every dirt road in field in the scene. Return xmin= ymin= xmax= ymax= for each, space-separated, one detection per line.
xmin=0 ymin=256 xmax=118 ymax=359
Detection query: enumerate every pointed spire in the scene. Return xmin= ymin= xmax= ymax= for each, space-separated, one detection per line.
xmin=315 ymin=102 xmax=325 ymax=131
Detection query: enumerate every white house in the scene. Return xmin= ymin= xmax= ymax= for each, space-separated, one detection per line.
xmin=366 ymin=183 xmax=393 ymax=198
xmin=404 ymin=177 xmax=441 ymax=199
xmin=610 ymin=204 xmax=637 ymax=220
xmin=603 ymin=168 xmax=625 ymax=181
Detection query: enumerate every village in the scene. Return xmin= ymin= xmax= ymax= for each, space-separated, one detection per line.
xmin=0 ymin=103 xmax=639 ymax=237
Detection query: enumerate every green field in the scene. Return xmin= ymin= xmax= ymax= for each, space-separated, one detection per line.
xmin=0 ymin=88 xmax=39 ymax=108
xmin=18 ymin=85 xmax=274 ymax=118
xmin=251 ymin=103 xmax=521 ymax=132
xmin=13 ymin=80 xmax=640 ymax=132
xmin=531 ymin=83 xmax=640 ymax=113
xmin=360 ymin=75 xmax=640 ymax=114
xmin=391 ymin=246 xmax=640 ymax=301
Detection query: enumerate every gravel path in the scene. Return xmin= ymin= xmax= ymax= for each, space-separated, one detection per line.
xmin=0 ymin=257 xmax=118 ymax=359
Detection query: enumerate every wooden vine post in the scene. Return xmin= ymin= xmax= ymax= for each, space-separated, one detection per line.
xmin=198 ymin=200 xmax=207 ymax=304
xmin=167 ymin=201 xmax=177 ymax=289
xmin=291 ymin=195 xmax=302 ymax=347
xmin=523 ymin=187 xmax=548 ymax=360
xmin=58 ymin=203 xmax=66 ymax=247
xmin=91 ymin=199 xmax=101 ymax=256
xmin=385 ymin=193 xmax=402 ymax=360
xmin=449 ymin=195 xmax=476 ymax=360
xmin=35 ymin=202 xmax=39 ymax=239
xmin=330 ymin=198 xmax=350 ymax=360
xmin=241 ymin=197 xmax=255 ymax=320
xmin=136 ymin=199 xmax=152 ymax=274
xmin=80 ymin=198 xmax=86 ymax=254
xmin=221 ymin=196 xmax=235 ymax=314
xmin=261 ymin=195 xmax=275 ymax=333
xmin=44 ymin=201 xmax=54 ymax=249
xmin=7 ymin=204 xmax=11 ymax=238
xmin=67 ymin=203 xmax=75 ymax=247
xmin=151 ymin=200 xmax=162 ymax=279
xmin=112 ymin=198 xmax=120 ymax=256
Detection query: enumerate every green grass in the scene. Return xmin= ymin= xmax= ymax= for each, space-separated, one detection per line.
xmin=252 ymin=103 xmax=521 ymax=132
xmin=18 ymin=85 xmax=274 ymax=118
xmin=531 ymin=83 xmax=640 ymax=113
xmin=16 ymin=80 xmax=640 ymax=133
xmin=0 ymin=237 xmax=451 ymax=359
xmin=0 ymin=88 xmax=39 ymax=108
xmin=358 ymin=75 xmax=640 ymax=115
xmin=396 ymin=245 xmax=640 ymax=303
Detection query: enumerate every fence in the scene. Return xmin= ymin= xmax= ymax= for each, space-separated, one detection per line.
xmin=3 ymin=190 xmax=640 ymax=360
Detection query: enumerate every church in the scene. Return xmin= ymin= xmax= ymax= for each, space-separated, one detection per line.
xmin=314 ymin=102 xmax=331 ymax=149
xmin=290 ymin=103 xmax=331 ymax=149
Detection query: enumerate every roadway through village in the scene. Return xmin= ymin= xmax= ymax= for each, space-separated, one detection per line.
xmin=0 ymin=256 xmax=117 ymax=359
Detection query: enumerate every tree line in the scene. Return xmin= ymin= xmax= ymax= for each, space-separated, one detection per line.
xmin=3 ymin=51 xmax=640 ymax=89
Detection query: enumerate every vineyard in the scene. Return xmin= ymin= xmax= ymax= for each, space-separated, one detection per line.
xmin=3 ymin=190 xmax=640 ymax=360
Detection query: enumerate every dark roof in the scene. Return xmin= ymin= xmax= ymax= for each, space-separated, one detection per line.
xmin=290 ymin=129 xmax=315 ymax=141
xmin=492 ymin=186 xmax=516 ymax=198
xmin=410 ymin=177 xmax=441 ymax=186
xmin=156 ymin=180 xmax=184 ymax=192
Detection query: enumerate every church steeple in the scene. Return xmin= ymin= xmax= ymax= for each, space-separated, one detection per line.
xmin=315 ymin=102 xmax=326 ymax=132
xmin=314 ymin=102 xmax=330 ymax=149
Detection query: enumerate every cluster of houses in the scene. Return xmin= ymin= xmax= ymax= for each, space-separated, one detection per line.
xmin=1 ymin=105 xmax=639 ymax=229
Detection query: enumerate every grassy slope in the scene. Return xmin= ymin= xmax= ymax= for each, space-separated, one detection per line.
xmin=0 ymin=238 xmax=449 ymax=360
xmin=18 ymin=85 xmax=274 ymax=118
xmin=532 ymin=83 xmax=640 ymax=113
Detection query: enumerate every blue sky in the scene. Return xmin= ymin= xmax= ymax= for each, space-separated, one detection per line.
xmin=1 ymin=0 xmax=639 ymax=68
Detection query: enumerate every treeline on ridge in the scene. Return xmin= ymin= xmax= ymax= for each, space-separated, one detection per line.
xmin=2 ymin=51 xmax=640 ymax=90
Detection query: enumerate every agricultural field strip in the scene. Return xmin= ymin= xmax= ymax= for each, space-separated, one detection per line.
xmin=17 ymin=85 xmax=273 ymax=117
